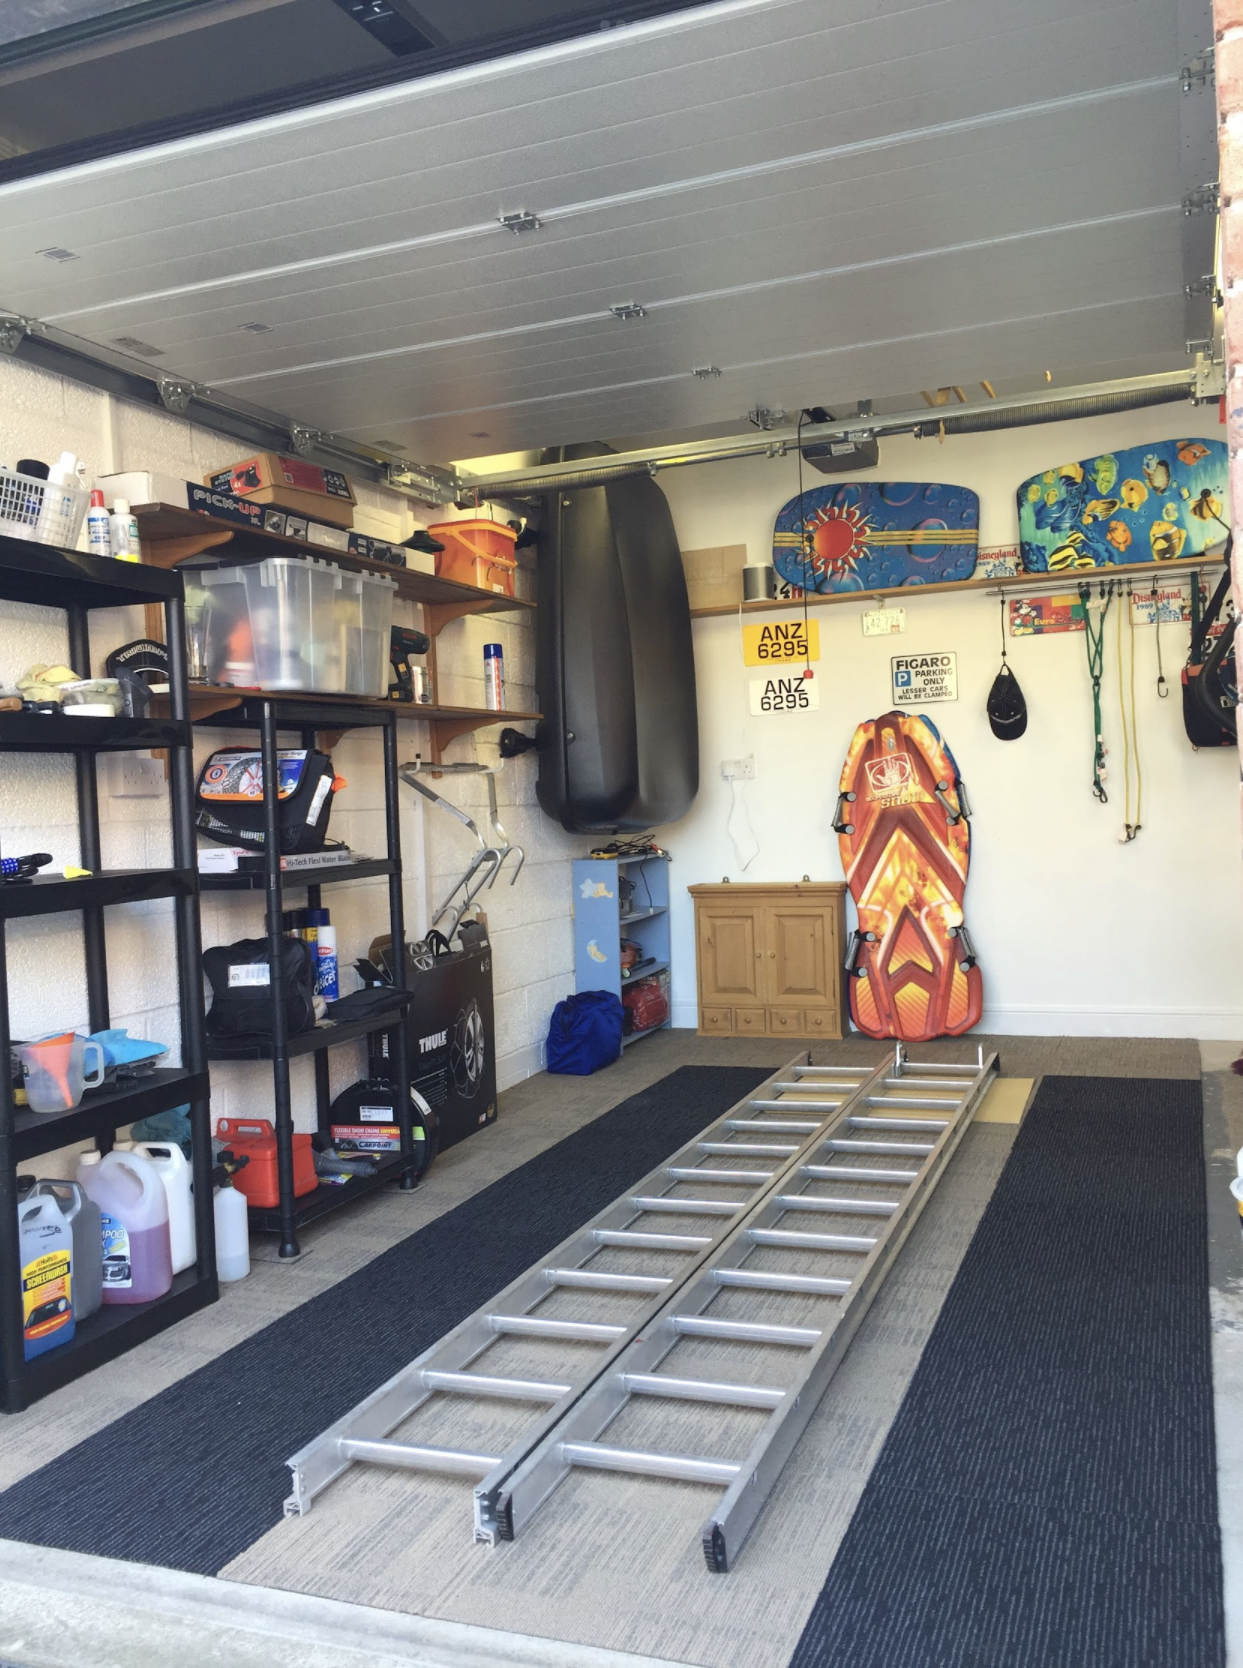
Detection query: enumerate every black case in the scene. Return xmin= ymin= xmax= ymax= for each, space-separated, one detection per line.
xmin=196 ymin=748 xmax=338 ymax=852
xmin=536 ymin=444 xmax=698 ymax=833
xmin=202 ymin=936 xmax=315 ymax=1040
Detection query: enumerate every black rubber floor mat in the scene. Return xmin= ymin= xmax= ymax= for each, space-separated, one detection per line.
xmin=0 ymin=1064 xmax=770 ymax=1574
xmin=790 ymin=1075 xmax=1223 ymax=1668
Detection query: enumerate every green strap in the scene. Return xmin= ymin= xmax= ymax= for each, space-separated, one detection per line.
xmin=1079 ymin=582 xmax=1113 ymax=802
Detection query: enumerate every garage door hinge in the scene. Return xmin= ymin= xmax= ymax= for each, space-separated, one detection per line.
xmin=1191 ymin=352 xmax=1226 ymax=404
xmin=1182 ymin=183 xmax=1220 ymax=217
xmin=1185 ymin=274 xmax=1223 ymax=306
xmin=1181 ymin=48 xmax=1214 ymax=94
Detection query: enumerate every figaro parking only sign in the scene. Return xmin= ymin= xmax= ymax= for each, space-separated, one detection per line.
xmin=891 ymin=652 xmax=958 ymax=705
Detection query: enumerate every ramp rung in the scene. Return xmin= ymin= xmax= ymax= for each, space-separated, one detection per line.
xmin=749 ymin=1227 xmax=877 ymax=1252
xmin=713 ymin=1268 xmax=850 ymax=1296
xmin=665 ymin=1167 xmax=775 ymax=1184
xmin=593 ymin=1229 xmax=712 ymax=1250
xmin=830 ymin=1138 xmax=935 ymax=1156
xmin=802 ymin=1164 xmax=921 ymax=1184
xmin=792 ymin=1065 xmax=872 ymax=1076
xmin=884 ymin=1076 xmax=972 ymax=1089
xmin=421 ymin=1371 xmax=572 ymax=1401
xmin=631 ymin=1196 xmax=742 ymax=1217
xmin=775 ymin=1194 xmax=899 ymax=1216
xmin=726 ymin=1119 xmax=819 ymax=1134
xmin=749 ymin=1098 xmax=841 ymax=1112
xmin=865 ymin=1095 xmax=956 ymax=1112
xmin=850 ymin=1115 xmax=948 ymax=1132
xmin=562 ymin=1442 xmax=741 ymax=1485
xmin=337 ymin=1439 xmax=500 ymax=1476
xmin=545 ymin=1268 xmax=671 ymax=1293
xmin=489 ymin=1315 xmax=627 ymax=1342
xmin=623 ymin=1373 xmax=785 ymax=1409
xmin=699 ymin=1141 xmax=798 ymax=1157
xmin=672 ymin=1315 xmax=822 ymax=1346
xmin=901 ymin=1059 xmax=981 ymax=1073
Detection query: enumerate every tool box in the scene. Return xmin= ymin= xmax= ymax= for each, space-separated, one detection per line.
xmin=214 ymin=1116 xmax=317 ymax=1207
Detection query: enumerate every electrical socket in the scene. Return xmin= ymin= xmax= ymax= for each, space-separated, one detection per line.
xmin=103 ymin=753 xmax=165 ymax=798
xmin=721 ymin=755 xmax=756 ymax=781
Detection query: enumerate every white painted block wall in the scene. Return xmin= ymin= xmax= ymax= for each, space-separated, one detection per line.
xmin=0 ymin=360 xmax=575 ymax=1180
xmin=654 ymin=403 xmax=1243 ymax=1039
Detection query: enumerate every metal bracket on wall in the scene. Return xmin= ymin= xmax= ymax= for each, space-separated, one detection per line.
xmin=384 ymin=459 xmax=460 ymax=505
xmin=0 ymin=314 xmax=36 ymax=356
xmin=289 ymin=424 xmax=325 ymax=457
xmin=156 ymin=375 xmax=205 ymax=415
xmin=1192 ymin=352 xmax=1226 ymax=403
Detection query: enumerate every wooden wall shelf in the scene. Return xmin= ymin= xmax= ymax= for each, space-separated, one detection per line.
xmin=689 ymin=552 xmax=1224 ymax=619
xmin=133 ymin=502 xmax=534 ymax=635
xmin=166 ymin=685 xmax=540 ymax=764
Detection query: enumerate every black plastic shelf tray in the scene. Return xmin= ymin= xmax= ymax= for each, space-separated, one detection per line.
xmin=0 ymin=868 xmax=197 ymax=919
xmin=246 ymin=1151 xmax=413 ymax=1235
xmin=200 ymin=858 xmax=396 ymax=891
xmin=11 ymin=1067 xmax=208 ymax=1163
xmin=205 ymin=1002 xmax=410 ymax=1062
xmin=0 ymin=714 xmax=190 ymax=753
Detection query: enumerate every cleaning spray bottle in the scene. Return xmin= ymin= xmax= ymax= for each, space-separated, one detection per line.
xmin=86 ymin=490 xmax=112 ymax=559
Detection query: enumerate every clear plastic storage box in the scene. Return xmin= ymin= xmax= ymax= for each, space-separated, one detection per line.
xmin=196 ymin=555 xmax=395 ymax=695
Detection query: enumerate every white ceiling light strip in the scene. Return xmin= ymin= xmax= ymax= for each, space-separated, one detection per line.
xmin=43 ymin=75 xmax=1169 ymax=324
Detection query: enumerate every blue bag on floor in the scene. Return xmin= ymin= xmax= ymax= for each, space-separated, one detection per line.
xmin=546 ymin=991 xmax=624 ymax=1075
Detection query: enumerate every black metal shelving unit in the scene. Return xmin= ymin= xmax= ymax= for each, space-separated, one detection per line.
xmin=0 ymin=532 xmax=217 ymax=1413
xmin=196 ymin=693 xmax=416 ymax=1259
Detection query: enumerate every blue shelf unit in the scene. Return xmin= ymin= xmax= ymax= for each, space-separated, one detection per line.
xmin=572 ymin=855 xmax=672 ymax=1046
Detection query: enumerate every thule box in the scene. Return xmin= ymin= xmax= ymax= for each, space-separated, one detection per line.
xmin=374 ymin=938 xmax=496 ymax=1151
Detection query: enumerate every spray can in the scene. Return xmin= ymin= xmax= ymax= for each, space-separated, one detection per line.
xmin=483 ymin=642 xmax=505 ymax=711
xmin=307 ymin=907 xmax=339 ymax=1000
xmin=86 ymin=490 xmax=112 ymax=559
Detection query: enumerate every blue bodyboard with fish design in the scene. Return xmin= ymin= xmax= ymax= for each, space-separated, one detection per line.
xmin=1017 ymin=438 xmax=1229 ymax=572
xmin=772 ymin=482 xmax=979 ymax=593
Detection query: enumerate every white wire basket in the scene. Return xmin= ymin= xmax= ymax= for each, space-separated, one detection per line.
xmin=0 ymin=467 xmax=89 ymax=548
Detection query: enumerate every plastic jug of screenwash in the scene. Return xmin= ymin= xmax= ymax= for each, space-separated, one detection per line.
xmin=75 ymin=1150 xmax=172 ymax=1305
xmin=17 ymin=1193 xmax=74 ymax=1359
xmin=127 ymin=1142 xmax=195 ymax=1274
xmin=31 ymin=1180 xmax=102 ymax=1320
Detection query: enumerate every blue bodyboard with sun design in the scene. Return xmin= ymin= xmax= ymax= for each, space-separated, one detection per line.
xmin=771 ymin=482 xmax=980 ymax=593
xmin=1017 ymin=438 xmax=1230 ymax=572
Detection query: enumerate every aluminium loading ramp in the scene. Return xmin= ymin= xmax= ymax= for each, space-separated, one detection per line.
xmin=285 ymin=1054 xmax=886 ymax=1517
xmin=487 ymin=1046 xmax=997 ymax=1570
xmin=286 ymin=1046 xmax=997 ymax=1571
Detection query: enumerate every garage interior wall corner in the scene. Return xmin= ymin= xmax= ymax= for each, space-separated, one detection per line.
xmin=0 ymin=356 xmax=575 ymax=1156
xmin=653 ymin=401 xmax=1243 ymax=1040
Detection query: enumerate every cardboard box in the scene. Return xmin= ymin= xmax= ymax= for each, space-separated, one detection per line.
xmin=188 ymin=482 xmax=266 ymax=531
xmin=96 ymin=471 xmax=188 ymax=510
xmin=681 ymin=544 xmax=747 ymax=610
xmin=205 ymin=452 xmax=356 ymax=528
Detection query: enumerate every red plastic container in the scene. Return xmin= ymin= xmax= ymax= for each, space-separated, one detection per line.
xmin=214 ymin=1116 xmax=317 ymax=1207
xmin=427 ymin=518 xmax=517 ymax=597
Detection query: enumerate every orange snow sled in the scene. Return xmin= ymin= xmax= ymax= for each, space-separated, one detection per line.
xmin=834 ymin=711 xmax=983 ymax=1042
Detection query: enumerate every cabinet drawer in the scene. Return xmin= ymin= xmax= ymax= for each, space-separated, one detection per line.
xmin=700 ymin=1006 xmax=734 ymax=1034
xmin=734 ymin=1007 xmax=766 ymax=1033
xmin=767 ymin=1007 xmax=804 ymax=1035
xmin=802 ymin=1009 xmax=841 ymax=1038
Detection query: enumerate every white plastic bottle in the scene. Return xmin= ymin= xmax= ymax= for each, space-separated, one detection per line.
xmin=129 ymin=1141 xmax=196 ymax=1274
xmin=214 ymin=1179 xmax=250 ymax=1282
xmin=75 ymin=1149 xmax=172 ymax=1305
xmin=109 ymin=497 xmax=140 ymax=563
xmin=315 ymin=917 xmax=339 ymax=1001
xmin=86 ymin=490 xmax=112 ymax=559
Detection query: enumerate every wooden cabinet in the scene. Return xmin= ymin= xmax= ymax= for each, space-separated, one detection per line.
xmin=689 ymin=883 xmax=846 ymax=1039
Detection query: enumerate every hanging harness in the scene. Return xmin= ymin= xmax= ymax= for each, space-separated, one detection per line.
xmin=1115 ymin=582 xmax=1141 ymax=842
xmin=1078 ymin=580 xmax=1114 ymax=803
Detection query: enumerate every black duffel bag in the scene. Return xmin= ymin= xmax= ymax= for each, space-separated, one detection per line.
xmin=203 ymin=936 xmax=315 ymax=1040
xmin=1183 ymin=548 xmax=1236 ymax=748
